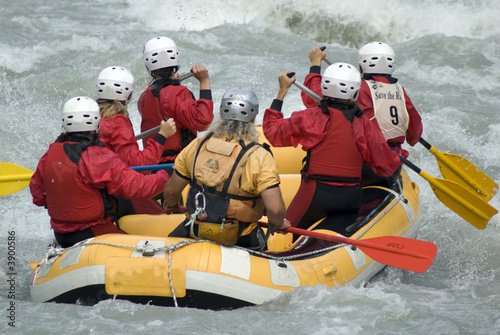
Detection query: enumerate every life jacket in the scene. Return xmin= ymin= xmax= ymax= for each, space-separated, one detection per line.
xmin=43 ymin=138 xmax=115 ymax=232
xmin=140 ymin=81 xmax=196 ymax=161
xmin=302 ymin=103 xmax=363 ymax=185
xmin=366 ymin=79 xmax=409 ymax=141
xmin=186 ymin=133 xmax=264 ymax=224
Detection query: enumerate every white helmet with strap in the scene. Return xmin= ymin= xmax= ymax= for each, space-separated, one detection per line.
xmin=96 ymin=66 xmax=135 ymax=103
xmin=62 ymin=97 xmax=100 ymax=133
xmin=321 ymin=63 xmax=361 ymax=100
xmin=220 ymin=88 xmax=259 ymax=123
xmin=358 ymin=42 xmax=395 ymax=75
xmin=143 ymin=36 xmax=179 ymax=75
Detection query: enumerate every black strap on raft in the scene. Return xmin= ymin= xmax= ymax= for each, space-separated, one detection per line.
xmin=63 ymin=138 xmax=117 ymax=223
xmin=301 ymin=103 xmax=362 ymax=184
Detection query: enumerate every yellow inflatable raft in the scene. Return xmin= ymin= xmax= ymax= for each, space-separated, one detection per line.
xmin=29 ymin=128 xmax=423 ymax=310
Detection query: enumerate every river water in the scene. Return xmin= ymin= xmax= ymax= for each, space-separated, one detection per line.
xmin=1 ymin=0 xmax=500 ymax=334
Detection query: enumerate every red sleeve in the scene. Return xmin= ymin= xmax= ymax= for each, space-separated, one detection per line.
xmin=402 ymin=88 xmax=423 ymax=146
xmin=160 ymin=85 xmax=214 ymax=132
xmin=353 ymin=115 xmax=401 ymax=177
xmin=301 ymin=73 xmax=322 ymax=108
xmin=79 ymin=147 xmax=169 ymax=199
xmin=99 ymin=114 xmax=164 ymax=167
xmin=263 ymin=105 xmax=329 ymax=151
xmin=29 ymin=151 xmax=48 ymax=207
xmin=356 ymin=80 xmax=375 ymax=119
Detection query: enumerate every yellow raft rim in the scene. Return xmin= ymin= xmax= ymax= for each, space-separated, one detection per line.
xmin=29 ymin=168 xmax=421 ymax=310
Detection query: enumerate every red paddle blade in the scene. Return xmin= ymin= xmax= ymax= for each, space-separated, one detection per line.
xmin=353 ymin=235 xmax=437 ymax=273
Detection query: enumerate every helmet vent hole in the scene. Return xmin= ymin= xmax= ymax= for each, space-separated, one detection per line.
xmin=241 ymin=112 xmax=247 ymax=116
xmin=152 ymin=52 xmax=158 ymax=56
xmin=67 ymin=115 xmax=74 ymax=119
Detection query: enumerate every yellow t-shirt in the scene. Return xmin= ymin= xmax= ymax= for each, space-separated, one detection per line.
xmin=174 ymin=135 xmax=280 ymax=195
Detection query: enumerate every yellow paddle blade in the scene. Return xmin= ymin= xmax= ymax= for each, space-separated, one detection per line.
xmin=435 ymin=151 xmax=498 ymax=202
xmin=0 ymin=162 xmax=34 ymax=196
xmin=422 ymin=170 xmax=498 ymax=230
xmin=419 ymin=138 xmax=498 ymax=202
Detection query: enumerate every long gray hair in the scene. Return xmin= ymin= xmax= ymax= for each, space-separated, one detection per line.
xmin=209 ymin=119 xmax=260 ymax=143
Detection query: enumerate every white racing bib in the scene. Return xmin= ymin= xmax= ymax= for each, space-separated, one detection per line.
xmin=367 ymin=80 xmax=409 ymax=140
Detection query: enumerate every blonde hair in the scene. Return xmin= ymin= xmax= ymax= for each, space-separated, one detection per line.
xmin=209 ymin=119 xmax=260 ymax=143
xmin=98 ymin=99 xmax=129 ymax=119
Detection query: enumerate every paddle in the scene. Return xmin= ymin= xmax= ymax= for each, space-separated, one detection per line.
xmin=135 ymin=71 xmax=193 ymax=141
xmin=259 ymin=222 xmax=436 ymax=272
xmin=418 ymin=138 xmax=497 ymax=202
xmin=399 ymin=155 xmax=497 ymax=229
xmin=0 ymin=163 xmax=33 ymax=197
xmin=0 ymin=162 xmax=174 ymax=196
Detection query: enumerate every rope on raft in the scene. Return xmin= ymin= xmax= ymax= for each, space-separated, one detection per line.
xmin=33 ymin=237 xmax=347 ymax=307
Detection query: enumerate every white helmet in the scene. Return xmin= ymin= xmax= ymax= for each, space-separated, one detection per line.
xmin=220 ymin=88 xmax=259 ymax=123
xmin=62 ymin=97 xmax=101 ymax=133
xmin=143 ymin=36 xmax=179 ymax=75
xmin=358 ymin=42 xmax=395 ymax=75
xmin=96 ymin=66 xmax=135 ymax=103
xmin=321 ymin=63 xmax=361 ymax=100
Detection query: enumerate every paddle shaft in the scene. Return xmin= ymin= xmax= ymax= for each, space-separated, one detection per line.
xmin=0 ymin=162 xmax=174 ymax=196
xmin=134 ymin=71 xmax=193 ymax=141
xmin=287 ymin=72 xmax=321 ymax=102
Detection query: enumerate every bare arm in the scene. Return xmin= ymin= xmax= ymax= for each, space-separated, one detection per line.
xmin=163 ymin=171 xmax=190 ymax=212
xmin=260 ymin=186 xmax=290 ymax=233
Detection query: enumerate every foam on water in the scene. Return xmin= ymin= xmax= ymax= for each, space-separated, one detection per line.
xmin=1 ymin=0 xmax=500 ymax=334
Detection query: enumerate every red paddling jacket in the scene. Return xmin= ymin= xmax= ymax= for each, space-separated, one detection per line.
xmin=263 ymin=99 xmax=400 ymax=186
xmin=138 ymin=80 xmax=213 ymax=163
xmin=100 ymin=114 xmax=166 ymax=167
xmin=29 ymin=136 xmax=168 ymax=233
